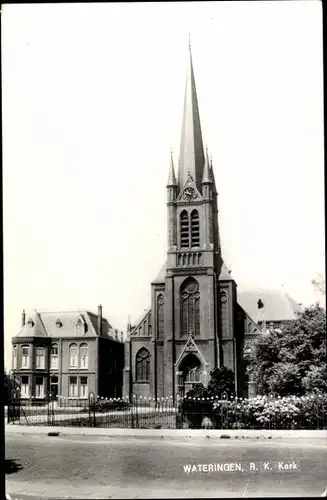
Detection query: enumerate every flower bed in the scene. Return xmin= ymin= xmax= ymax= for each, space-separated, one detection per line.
xmin=181 ymin=393 xmax=327 ymax=430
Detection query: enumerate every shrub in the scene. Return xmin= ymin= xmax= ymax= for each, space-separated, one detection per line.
xmin=180 ymin=384 xmax=213 ymax=429
xmin=89 ymin=399 xmax=131 ymax=412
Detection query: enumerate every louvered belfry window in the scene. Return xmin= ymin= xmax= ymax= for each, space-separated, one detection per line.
xmin=181 ymin=278 xmax=200 ymax=337
xmin=191 ymin=210 xmax=200 ymax=247
xmin=180 ymin=211 xmax=189 ymax=247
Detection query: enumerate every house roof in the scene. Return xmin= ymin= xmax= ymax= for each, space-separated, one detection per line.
xmin=15 ymin=310 xmax=115 ymax=340
xmin=237 ymin=289 xmax=302 ymax=323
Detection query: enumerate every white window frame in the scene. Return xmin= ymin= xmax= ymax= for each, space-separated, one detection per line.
xmin=79 ymin=377 xmax=88 ymax=398
xmin=21 ymin=345 xmax=30 ymax=369
xmin=69 ymin=344 xmax=78 ymax=368
xmin=21 ymin=376 xmax=29 ymax=398
xmin=79 ymin=343 xmax=88 ymax=369
xmin=35 ymin=346 xmax=45 ymax=369
xmin=35 ymin=376 xmax=44 ymax=398
xmin=13 ymin=345 xmax=17 ymax=370
xmin=69 ymin=376 xmax=78 ymax=397
xmin=50 ymin=343 xmax=59 ymax=370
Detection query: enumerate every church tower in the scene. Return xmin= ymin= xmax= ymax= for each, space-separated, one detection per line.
xmin=124 ymin=40 xmax=244 ymax=401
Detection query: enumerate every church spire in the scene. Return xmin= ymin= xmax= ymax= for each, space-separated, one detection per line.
xmin=178 ymin=38 xmax=205 ymax=193
xmin=167 ymin=150 xmax=177 ymax=187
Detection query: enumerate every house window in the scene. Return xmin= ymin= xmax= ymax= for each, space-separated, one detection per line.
xmin=135 ymin=348 xmax=150 ymax=382
xmin=79 ymin=343 xmax=88 ymax=369
xmin=181 ymin=278 xmax=200 ymax=336
xmin=69 ymin=343 xmax=78 ymax=368
xmin=35 ymin=376 xmax=44 ymax=398
xmin=157 ymin=295 xmax=164 ymax=338
xmin=69 ymin=376 xmax=78 ymax=397
xmin=21 ymin=345 xmax=30 ymax=368
xmin=13 ymin=345 xmax=17 ymax=370
xmin=21 ymin=376 xmax=29 ymax=397
xmin=80 ymin=377 xmax=88 ymax=398
xmin=50 ymin=343 xmax=59 ymax=370
xmin=35 ymin=346 xmax=45 ymax=369
xmin=190 ymin=210 xmax=200 ymax=247
xmin=180 ymin=210 xmax=189 ymax=248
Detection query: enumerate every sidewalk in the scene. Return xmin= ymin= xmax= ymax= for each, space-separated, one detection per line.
xmin=5 ymin=424 xmax=327 ymax=440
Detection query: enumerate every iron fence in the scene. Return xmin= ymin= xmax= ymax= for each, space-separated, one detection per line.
xmin=5 ymin=392 xmax=327 ymax=430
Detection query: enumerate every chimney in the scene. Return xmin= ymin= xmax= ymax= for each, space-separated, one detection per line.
xmin=21 ymin=309 xmax=26 ymax=327
xmin=120 ymin=331 xmax=124 ymax=343
xmin=97 ymin=304 xmax=102 ymax=336
xmin=115 ymin=329 xmax=118 ymax=341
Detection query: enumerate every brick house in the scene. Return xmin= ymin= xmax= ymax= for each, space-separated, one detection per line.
xmin=11 ymin=305 xmax=124 ymax=402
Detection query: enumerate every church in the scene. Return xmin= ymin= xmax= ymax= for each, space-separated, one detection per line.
xmin=123 ymin=42 xmax=264 ymax=401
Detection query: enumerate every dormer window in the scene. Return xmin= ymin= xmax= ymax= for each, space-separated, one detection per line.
xmin=56 ymin=319 xmax=62 ymax=328
xmin=27 ymin=318 xmax=34 ymax=327
xmin=75 ymin=318 xmax=83 ymax=336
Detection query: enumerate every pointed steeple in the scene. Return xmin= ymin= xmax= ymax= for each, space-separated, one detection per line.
xmin=209 ymin=154 xmax=217 ymax=194
xmin=167 ymin=150 xmax=177 ymax=187
xmin=202 ymin=147 xmax=212 ymax=184
xmin=178 ymin=38 xmax=205 ymax=192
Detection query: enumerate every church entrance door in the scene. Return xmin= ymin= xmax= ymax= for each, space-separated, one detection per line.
xmin=177 ymin=353 xmax=202 ymax=398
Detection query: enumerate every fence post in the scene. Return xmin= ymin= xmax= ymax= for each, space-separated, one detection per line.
xmin=88 ymin=392 xmax=96 ymax=427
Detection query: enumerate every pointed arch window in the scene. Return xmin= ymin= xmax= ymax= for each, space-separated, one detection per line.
xmin=191 ymin=210 xmax=200 ymax=247
xmin=220 ymin=291 xmax=229 ymax=333
xmin=181 ymin=278 xmax=200 ymax=337
xmin=135 ymin=348 xmax=150 ymax=382
xmin=157 ymin=295 xmax=164 ymax=338
xmin=180 ymin=211 xmax=189 ymax=248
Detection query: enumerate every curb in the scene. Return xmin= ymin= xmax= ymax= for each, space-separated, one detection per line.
xmin=5 ymin=425 xmax=327 ymax=440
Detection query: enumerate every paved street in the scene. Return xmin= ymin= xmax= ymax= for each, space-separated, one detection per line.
xmin=5 ymin=434 xmax=327 ymax=498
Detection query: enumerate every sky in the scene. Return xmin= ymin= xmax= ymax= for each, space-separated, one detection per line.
xmin=2 ymin=1 xmax=324 ymax=369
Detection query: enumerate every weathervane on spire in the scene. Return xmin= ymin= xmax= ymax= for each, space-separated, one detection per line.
xmin=188 ymin=32 xmax=191 ymax=50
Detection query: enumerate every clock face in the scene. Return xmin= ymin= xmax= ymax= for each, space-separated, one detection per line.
xmin=182 ymin=187 xmax=197 ymax=201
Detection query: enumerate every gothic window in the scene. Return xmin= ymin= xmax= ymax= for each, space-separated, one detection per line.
xmin=220 ymin=291 xmax=229 ymax=333
xmin=191 ymin=210 xmax=200 ymax=247
xmin=135 ymin=348 xmax=150 ymax=382
xmin=181 ymin=278 xmax=200 ymax=337
xmin=157 ymin=295 xmax=164 ymax=338
xmin=180 ymin=211 xmax=189 ymax=248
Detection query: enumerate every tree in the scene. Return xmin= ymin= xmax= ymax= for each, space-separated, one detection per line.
xmin=207 ymin=366 xmax=236 ymax=398
xmin=246 ymin=304 xmax=326 ymax=396
xmin=312 ymin=273 xmax=326 ymax=296
xmin=4 ymin=371 xmax=20 ymax=405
